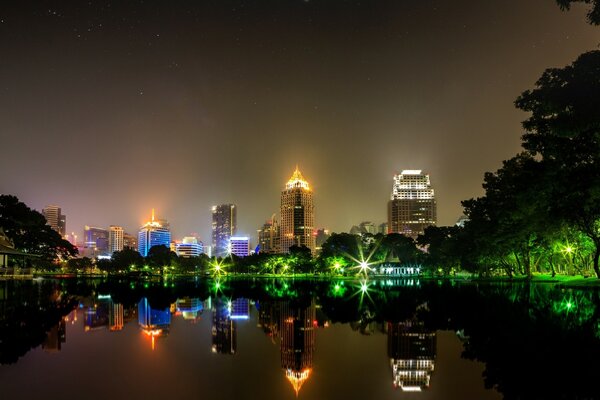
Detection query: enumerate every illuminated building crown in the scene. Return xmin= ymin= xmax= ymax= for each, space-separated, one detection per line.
xmin=286 ymin=165 xmax=310 ymax=190
xmin=142 ymin=208 xmax=163 ymax=228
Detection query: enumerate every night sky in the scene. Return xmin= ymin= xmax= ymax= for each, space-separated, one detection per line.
xmin=1 ymin=0 xmax=598 ymax=243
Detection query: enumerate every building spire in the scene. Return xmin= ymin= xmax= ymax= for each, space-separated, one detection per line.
xmin=151 ymin=208 xmax=155 ymax=222
xmin=286 ymin=165 xmax=310 ymax=190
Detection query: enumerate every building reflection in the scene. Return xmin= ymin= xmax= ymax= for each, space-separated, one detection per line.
xmin=175 ymin=297 xmax=203 ymax=323
xmin=211 ymin=297 xmax=236 ymax=355
xmin=42 ymin=318 xmax=66 ymax=353
xmin=138 ymin=297 xmax=171 ymax=350
xmin=257 ymin=300 xmax=280 ymax=342
xmin=280 ymin=300 xmax=316 ymax=396
xmin=387 ymin=319 xmax=436 ymax=392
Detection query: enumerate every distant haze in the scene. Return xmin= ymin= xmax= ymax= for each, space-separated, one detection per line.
xmin=0 ymin=0 xmax=598 ymax=243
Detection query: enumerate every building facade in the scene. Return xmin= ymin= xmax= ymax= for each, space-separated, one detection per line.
xmin=212 ymin=204 xmax=237 ymax=258
xmin=108 ymin=225 xmax=124 ymax=254
xmin=123 ymin=232 xmax=138 ymax=250
xmin=280 ymin=166 xmax=315 ymax=253
xmin=138 ymin=209 xmax=171 ymax=257
xmin=230 ymin=236 xmax=250 ymax=257
xmin=388 ymin=170 xmax=436 ymax=238
xmin=83 ymin=226 xmax=109 ymax=255
xmin=175 ymin=237 xmax=203 ymax=258
xmin=42 ymin=205 xmax=66 ymax=237
xmin=257 ymin=216 xmax=280 ymax=254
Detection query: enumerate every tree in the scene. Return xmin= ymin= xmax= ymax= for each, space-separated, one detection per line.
xmin=65 ymin=257 xmax=94 ymax=273
xmin=417 ymin=226 xmax=461 ymax=275
xmin=516 ymin=51 xmax=600 ymax=277
xmin=556 ymin=0 xmax=600 ymax=25
xmin=111 ymin=248 xmax=144 ymax=272
xmin=289 ymin=245 xmax=313 ymax=273
xmin=146 ymin=245 xmax=176 ymax=273
xmin=381 ymin=233 xmax=420 ymax=265
xmin=0 ymin=195 xmax=77 ymax=268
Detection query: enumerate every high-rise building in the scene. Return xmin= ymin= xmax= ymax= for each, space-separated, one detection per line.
xmin=388 ymin=170 xmax=437 ymax=238
xmin=175 ymin=237 xmax=203 ymax=258
xmin=212 ymin=204 xmax=237 ymax=258
xmin=314 ymin=228 xmax=330 ymax=254
xmin=229 ymin=236 xmax=250 ymax=257
xmin=280 ymin=166 xmax=315 ymax=253
xmin=280 ymin=299 xmax=316 ymax=396
xmin=108 ymin=225 xmax=124 ymax=254
xmin=42 ymin=205 xmax=66 ymax=237
xmin=123 ymin=232 xmax=138 ymax=250
xmin=257 ymin=215 xmax=280 ymax=254
xmin=138 ymin=209 xmax=171 ymax=257
xmin=83 ymin=226 xmax=109 ymax=255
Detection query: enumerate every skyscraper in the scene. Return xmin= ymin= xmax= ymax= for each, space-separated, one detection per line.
xmin=388 ymin=170 xmax=437 ymax=238
xmin=257 ymin=215 xmax=280 ymax=254
xmin=280 ymin=166 xmax=315 ymax=253
xmin=211 ymin=204 xmax=237 ymax=258
xmin=42 ymin=205 xmax=66 ymax=237
xmin=108 ymin=225 xmax=124 ymax=254
xmin=138 ymin=209 xmax=171 ymax=257
xmin=123 ymin=232 xmax=138 ymax=250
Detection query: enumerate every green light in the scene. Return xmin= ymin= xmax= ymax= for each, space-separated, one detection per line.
xmin=566 ymin=302 xmax=573 ymax=309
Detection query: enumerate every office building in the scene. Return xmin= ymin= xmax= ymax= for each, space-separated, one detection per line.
xmin=123 ymin=232 xmax=138 ymax=250
xmin=108 ymin=225 xmax=124 ymax=254
xmin=212 ymin=204 xmax=237 ymax=258
xmin=229 ymin=236 xmax=250 ymax=257
xmin=280 ymin=166 xmax=315 ymax=253
xmin=138 ymin=209 xmax=171 ymax=257
xmin=388 ymin=170 xmax=436 ymax=238
xmin=83 ymin=225 xmax=109 ymax=256
xmin=257 ymin=216 xmax=280 ymax=254
xmin=175 ymin=237 xmax=203 ymax=258
xmin=42 ymin=205 xmax=66 ymax=237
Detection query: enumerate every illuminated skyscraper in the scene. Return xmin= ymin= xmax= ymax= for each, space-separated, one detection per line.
xmin=388 ymin=170 xmax=437 ymax=238
xmin=42 ymin=205 xmax=66 ymax=237
xmin=108 ymin=225 xmax=124 ymax=254
xmin=137 ymin=209 xmax=171 ymax=257
xmin=280 ymin=300 xmax=316 ymax=396
xmin=257 ymin=215 xmax=280 ymax=254
xmin=212 ymin=204 xmax=237 ymax=258
xmin=280 ymin=166 xmax=315 ymax=253
xmin=387 ymin=320 xmax=437 ymax=392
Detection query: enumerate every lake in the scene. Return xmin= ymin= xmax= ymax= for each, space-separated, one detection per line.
xmin=0 ymin=277 xmax=598 ymax=400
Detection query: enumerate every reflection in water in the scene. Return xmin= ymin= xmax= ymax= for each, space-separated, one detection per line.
xmin=280 ymin=300 xmax=316 ymax=396
xmin=175 ymin=297 xmax=203 ymax=322
xmin=138 ymin=297 xmax=171 ymax=350
xmin=42 ymin=318 xmax=66 ymax=353
xmin=2 ymin=279 xmax=600 ymax=399
xmin=387 ymin=320 xmax=436 ymax=391
xmin=212 ymin=297 xmax=236 ymax=355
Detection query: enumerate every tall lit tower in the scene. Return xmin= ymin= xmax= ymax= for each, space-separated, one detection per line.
xmin=108 ymin=225 xmax=124 ymax=254
xmin=280 ymin=166 xmax=315 ymax=253
xmin=138 ymin=209 xmax=171 ymax=257
xmin=42 ymin=205 xmax=66 ymax=237
xmin=212 ymin=204 xmax=237 ymax=258
xmin=388 ymin=170 xmax=437 ymax=238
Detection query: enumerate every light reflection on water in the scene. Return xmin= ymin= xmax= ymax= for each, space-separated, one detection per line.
xmin=1 ymin=278 xmax=599 ymax=400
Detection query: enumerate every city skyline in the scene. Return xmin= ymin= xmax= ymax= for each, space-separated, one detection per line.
xmin=1 ymin=2 xmax=598 ymax=244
